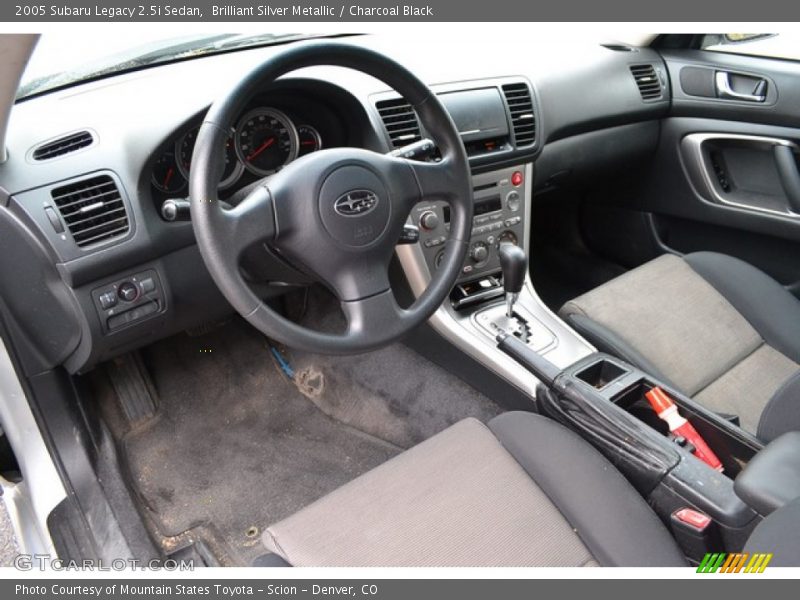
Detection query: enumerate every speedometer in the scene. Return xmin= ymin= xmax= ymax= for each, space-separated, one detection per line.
xmin=235 ymin=108 xmax=298 ymax=176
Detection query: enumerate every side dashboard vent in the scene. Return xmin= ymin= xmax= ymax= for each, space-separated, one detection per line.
xmin=630 ymin=64 xmax=663 ymax=100
xmin=501 ymin=83 xmax=536 ymax=147
xmin=50 ymin=175 xmax=129 ymax=248
xmin=376 ymin=98 xmax=421 ymax=148
xmin=32 ymin=130 xmax=94 ymax=161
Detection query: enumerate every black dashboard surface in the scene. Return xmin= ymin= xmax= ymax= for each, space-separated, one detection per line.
xmin=0 ymin=35 xmax=669 ymax=373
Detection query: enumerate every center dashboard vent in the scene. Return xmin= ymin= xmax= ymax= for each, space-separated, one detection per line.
xmin=50 ymin=175 xmax=129 ymax=248
xmin=501 ymin=83 xmax=536 ymax=148
xmin=32 ymin=130 xmax=95 ymax=161
xmin=375 ymin=98 xmax=421 ymax=148
xmin=630 ymin=64 xmax=664 ymax=101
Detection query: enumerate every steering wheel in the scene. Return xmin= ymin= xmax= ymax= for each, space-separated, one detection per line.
xmin=190 ymin=43 xmax=473 ymax=354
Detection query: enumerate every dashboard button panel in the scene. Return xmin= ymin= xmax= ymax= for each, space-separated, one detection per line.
xmin=414 ymin=164 xmax=528 ymax=283
xmin=92 ymin=269 xmax=164 ymax=333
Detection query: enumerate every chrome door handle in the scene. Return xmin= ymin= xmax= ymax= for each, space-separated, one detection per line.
xmin=715 ymin=71 xmax=766 ymax=102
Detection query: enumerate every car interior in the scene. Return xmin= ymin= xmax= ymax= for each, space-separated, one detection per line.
xmin=1 ymin=32 xmax=800 ymax=568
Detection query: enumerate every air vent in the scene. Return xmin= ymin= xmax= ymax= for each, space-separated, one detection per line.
xmin=501 ymin=83 xmax=536 ymax=147
xmin=630 ymin=64 xmax=663 ymax=100
xmin=50 ymin=175 xmax=129 ymax=248
xmin=376 ymin=98 xmax=421 ymax=148
xmin=32 ymin=130 xmax=94 ymax=161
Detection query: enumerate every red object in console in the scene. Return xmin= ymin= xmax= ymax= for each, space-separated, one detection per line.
xmin=511 ymin=171 xmax=523 ymax=186
xmin=674 ymin=508 xmax=712 ymax=531
xmin=645 ymin=387 xmax=724 ymax=473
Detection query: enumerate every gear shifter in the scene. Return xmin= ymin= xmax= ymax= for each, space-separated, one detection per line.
xmin=499 ymin=242 xmax=527 ymax=318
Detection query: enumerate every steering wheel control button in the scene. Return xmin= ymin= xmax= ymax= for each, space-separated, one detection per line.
xmin=424 ymin=236 xmax=446 ymax=248
xmin=511 ymin=171 xmax=523 ymax=187
xmin=419 ymin=210 xmax=440 ymax=230
xmin=98 ymin=291 xmax=117 ymax=310
xmin=319 ymin=166 xmax=391 ymax=247
xmin=118 ymin=281 xmax=139 ymax=302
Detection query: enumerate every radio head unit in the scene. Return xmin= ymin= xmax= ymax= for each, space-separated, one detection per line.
xmin=412 ymin=164 xmax=528 ymax=284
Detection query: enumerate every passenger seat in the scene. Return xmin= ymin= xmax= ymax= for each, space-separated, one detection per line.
xmin=559 ymin=252 xmax=800 ymax=442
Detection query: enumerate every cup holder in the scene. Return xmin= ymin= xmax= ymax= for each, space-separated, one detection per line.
xmin=575 ymin=359 xmax=627 ymax=389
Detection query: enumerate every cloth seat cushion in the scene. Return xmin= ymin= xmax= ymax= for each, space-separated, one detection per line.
xmin=262 ymin=413 xmax=685 ymax=567
xmin=559 ymin=252 xmax=800 ymax=440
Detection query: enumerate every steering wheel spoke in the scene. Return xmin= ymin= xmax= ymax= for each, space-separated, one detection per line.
xmin=218 ymin=184 xmax=277 ymax=256
xmin=341 ymin=289 xmax=408 ymax=340
xmin=407 ymin=157 xmax=459 ymax=201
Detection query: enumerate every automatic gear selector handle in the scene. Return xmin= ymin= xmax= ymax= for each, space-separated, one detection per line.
xmin=499 ymin=243 xmax=527 ymax=317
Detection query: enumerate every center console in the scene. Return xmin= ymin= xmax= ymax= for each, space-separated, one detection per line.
xmin=413 ymin=165 xmax=526 ymax=285
xmin=397 ymin=161 xmax=595 ymax=398
xmin=497 ymin=338 xmax=763 ymax=561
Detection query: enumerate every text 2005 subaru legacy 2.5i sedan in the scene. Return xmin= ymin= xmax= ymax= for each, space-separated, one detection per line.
xmin=1 ymin=32 xmax=799 ymax=568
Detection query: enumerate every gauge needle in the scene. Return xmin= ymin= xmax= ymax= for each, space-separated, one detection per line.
xmin=163 ymin=167 xmax=174 ymax=188
xmin=247 ymin=137 xmax=275 ymax=161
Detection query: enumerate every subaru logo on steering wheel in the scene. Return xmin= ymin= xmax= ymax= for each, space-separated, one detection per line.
xmin=334 ymin=189 xmax=380 ymax=217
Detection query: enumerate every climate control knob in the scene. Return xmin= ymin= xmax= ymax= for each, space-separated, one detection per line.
xmin=419 ymin=210 xmax=439 ymax=231
xmin=470 ymin=242 xmax=489 ymax=264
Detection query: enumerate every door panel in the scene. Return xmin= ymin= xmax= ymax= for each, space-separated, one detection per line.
xmin=680 ymin=132 xmax=800 ymax=218
xmin=636 ymin=48 xmax=800 ymax=294
xmin=664 ymin=49 xmax=800 ymax=127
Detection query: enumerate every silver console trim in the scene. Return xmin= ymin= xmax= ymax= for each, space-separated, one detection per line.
xmin=471 ymin=301 xmax=558 ymax=355
xmin=396 ymin=162 xmax=595 ymax=397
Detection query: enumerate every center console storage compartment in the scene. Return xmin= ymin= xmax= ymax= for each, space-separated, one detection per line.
xmin=567 ymin=354 xmax=762 ymax=478
xmin=498 ymin=337 xmax=761 ymax=561
xmin=575 ymin=359 xmax=626 ymax=390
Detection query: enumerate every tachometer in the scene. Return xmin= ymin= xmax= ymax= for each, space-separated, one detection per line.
xmin=235 ymin=108 xmax=298 ymax=176
xmin=151 ymin=150 xmax=186 ymax=194
xmin=297 ymin=125 xmax=322 ymax=157
xmin=177 ymin=127 xmax=243 ymax=190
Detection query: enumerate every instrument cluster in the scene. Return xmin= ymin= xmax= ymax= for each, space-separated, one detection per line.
xmin=150 ymin=107 xmax=324 ymax=196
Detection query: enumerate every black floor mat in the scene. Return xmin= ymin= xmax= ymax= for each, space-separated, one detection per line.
xmin=121 ymin=320 xmax=400 ymax=565
xmin=106 ymin=312 xmax=502 ymax=566
xmin=282 ymin=287 xmax=503 ymax=449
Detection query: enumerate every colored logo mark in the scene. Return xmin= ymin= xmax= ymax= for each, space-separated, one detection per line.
xmin=696 ymin=552 xmax=773 ymax=573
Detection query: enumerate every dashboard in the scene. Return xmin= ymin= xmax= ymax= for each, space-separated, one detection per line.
xmin=149 ymin=83 xmax=358 ymax=208
xmin=0 ymin=35 xmax=670 ymax=375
